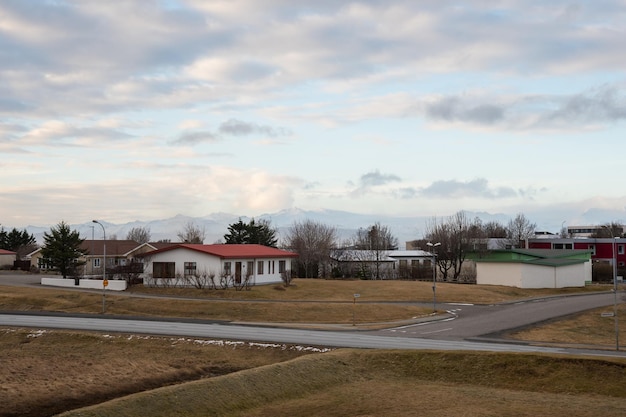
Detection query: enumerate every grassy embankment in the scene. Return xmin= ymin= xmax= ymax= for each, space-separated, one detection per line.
xmin=2 ymin=279 xmax=625 ymax=416
xmin=3 ymin=327 xmax=626 ymax=417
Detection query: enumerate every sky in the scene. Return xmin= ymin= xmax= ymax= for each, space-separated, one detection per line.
xmin=1 ymin=0 xmax=626 ymax=230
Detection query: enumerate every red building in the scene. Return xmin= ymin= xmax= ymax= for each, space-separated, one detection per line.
xmin=528 ymin=238 xmax=626 ymax=279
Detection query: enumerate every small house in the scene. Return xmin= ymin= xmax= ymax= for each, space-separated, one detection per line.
xmin=473 ymin=249 xmax=592 ymax=288
xmin=0 ymin=249 xmax=17 ymax=269
xmin=141 ymin=244 xmax=298 ymax=287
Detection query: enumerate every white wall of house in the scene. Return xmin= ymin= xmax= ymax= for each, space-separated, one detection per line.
xmin=0 ymin=253 xmax=16 ymax=268
xmin=476 ymin=262 xmax=589 ymax=288
xmin=143 ymin=247 xmax=291 ymax=287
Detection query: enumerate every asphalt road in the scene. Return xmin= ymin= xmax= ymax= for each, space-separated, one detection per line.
xmin=2 ymin=273 xmax=626 ymax=358
xmin=0 ymin=313 xmax=622 ymax=358
xmin=380 ymin=292 xmax=626 ymax=341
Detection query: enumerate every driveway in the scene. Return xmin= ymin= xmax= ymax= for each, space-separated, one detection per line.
xmin=0 ymin=272 xmax=45 ymax=286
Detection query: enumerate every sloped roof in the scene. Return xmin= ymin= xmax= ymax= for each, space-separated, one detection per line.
xmin=81 ymin=240 xmax=144 ymax=256
xmin=389 ymin=250 xmax=433 ymax=258
xmin=474 ymin=248 xmax=592 ymax=267
xmin=0 ymin=249 xmax=16 ymax=255
xmin=330 ymin=249 xmax=396 ymax=262
xmin=145 ymin=244 xmax=298 ymax=259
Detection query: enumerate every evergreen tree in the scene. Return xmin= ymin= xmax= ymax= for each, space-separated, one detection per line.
xmin=0 ymin=227 xmax=36 ymax=252
xmin=223 ymin=219 xmax=250 ymax=244
xmin=41 ymin=221 xmax=86 ymax=278
xmin=224 ymin=218 xmax=278 ymax=247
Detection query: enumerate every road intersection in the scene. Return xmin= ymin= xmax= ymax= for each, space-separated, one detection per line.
xmin=1 ymin=273 xmax=625 ymax=359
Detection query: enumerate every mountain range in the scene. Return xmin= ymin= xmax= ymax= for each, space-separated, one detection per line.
xmin=13 ymin=206 xmax=626 ymax=249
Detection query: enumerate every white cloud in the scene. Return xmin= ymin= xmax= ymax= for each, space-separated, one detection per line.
xmin=2 ymin=1 xmax=626 ymax=227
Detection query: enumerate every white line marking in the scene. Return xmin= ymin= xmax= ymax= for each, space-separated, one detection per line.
xmin=421 ymin=328 xmax=453 ymax=335
xmin=389 ymin=316 xmax=456 ymax=330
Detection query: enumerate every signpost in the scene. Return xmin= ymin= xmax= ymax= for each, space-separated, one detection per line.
xmin=353 ymin=293 xmax=360 ymax=326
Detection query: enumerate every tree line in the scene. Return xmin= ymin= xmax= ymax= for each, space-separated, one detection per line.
xmin=11 ymin=213 xmax=625 ymax=282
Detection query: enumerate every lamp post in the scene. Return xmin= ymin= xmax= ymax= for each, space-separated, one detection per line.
xmin=427 ymin=242 xmax=441 ymax=313
xmin=92 ymin=220 xmax=107 ymax=314
xmin=603 ymin=224 xmax=620 ymax=351
xmin=612 ymin=236 xmax=620 ymax=351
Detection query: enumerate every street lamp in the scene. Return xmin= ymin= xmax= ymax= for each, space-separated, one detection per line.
xmin=603 ymin=224 xmax=620 ymax=351
xmin=92 ymin=220 xmax=107 ymax=314
xmin=427 ymin=242 xmax=441 ymax=313
xmin=612 ymin=236 xmax=620 ymax=351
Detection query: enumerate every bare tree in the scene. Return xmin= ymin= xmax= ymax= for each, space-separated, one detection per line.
xmin=126 ymin=226 xmax=151 ymax=244
xmin=284 ymin=219 xmax=337 ymax=278
xmin=352 ymin=222 xmax=398 ymax=280
xmin=177 ymin=221 xmax=206 ymax=244
xmin=506 ymin=213 xmax=536 ymax=248
xmin=482 ymin=221 xmax=508 ymax=238
xmin=425 ymin=211 xmax=482 ymax=282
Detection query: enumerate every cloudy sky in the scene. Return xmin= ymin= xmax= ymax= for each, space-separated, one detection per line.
xmin=1 ymin=0 xmax=626 ymax=229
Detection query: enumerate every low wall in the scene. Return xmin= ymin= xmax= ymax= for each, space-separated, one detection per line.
xmin=41 ymin=277 xmax=127 ymax=291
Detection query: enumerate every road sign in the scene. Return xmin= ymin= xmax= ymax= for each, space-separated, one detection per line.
xmin=103 ymin=279 xmax=109 ymax=287
xmin=354 ymin=293 xmax=360 ymax=298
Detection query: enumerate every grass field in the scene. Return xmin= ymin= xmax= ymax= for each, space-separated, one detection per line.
xmin=0 ymin=278 xmax=611 ymax=325
xmin=3 ymin=327 xmax=626 ymax=417
xmin=2 ymin=279 xmax=625 ymax=416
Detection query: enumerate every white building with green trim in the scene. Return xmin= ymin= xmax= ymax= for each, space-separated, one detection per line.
xmin=472 ymin=249 xmax=592 ymax=288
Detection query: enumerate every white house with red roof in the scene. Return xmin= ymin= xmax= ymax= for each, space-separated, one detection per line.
xmin=141 ymin=244 xmax=298 ymax=288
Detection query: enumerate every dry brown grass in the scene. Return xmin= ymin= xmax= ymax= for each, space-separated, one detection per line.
xmin=509 ymin=307 xmax=626 ymax=348
xmin=0 ymin=279 xmax=609 ymax=327
xmin=2 ymin=281 xmax=626 ymax=416
xmin=56 ymin=349 xmax=626 ymax=417
xmin=132 ymin=278 xmax=608 ymax=303
xmin=0 ymin=327 xmax=322 ymax=417
xmin=0 ymin=285 xmax=430 ymax=325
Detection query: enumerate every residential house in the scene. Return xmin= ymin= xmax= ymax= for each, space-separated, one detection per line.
xmin=472 ymin=249 xmax=592 ymax=288
xmin=330 ymin=249 xmax=433 ymax=280
xmin=141 ymin=244 xmax=298 ymax=287
xmin=0 ymin=249 xmax=17 ymax=269
xmin=28 ymin=240 xmax=174 ymax=278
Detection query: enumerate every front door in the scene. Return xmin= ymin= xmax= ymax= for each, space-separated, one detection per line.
xmin=235 ymin=262 xmax=242 ymax=284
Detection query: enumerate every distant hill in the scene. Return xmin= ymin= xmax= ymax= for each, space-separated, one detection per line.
xmin=21 ymin=208 xmax=516 ymax=249
xmin=14 ymin=204 xmax=626 ymax=249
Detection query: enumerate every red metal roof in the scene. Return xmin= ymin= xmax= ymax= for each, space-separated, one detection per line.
xmin=0 ymin=249 xmax=16 ymax=255
xmin=145 ymin=244 xmax=298 ymax=259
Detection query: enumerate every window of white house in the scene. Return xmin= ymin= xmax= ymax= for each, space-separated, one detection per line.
xmin=153 ymin=262 xmax=175 ymax=279
xmin=257 ymin=261 xmax=264 ymax=275
xmin=184 ymin=261 xmax=197 ymax=276
xmin=411 ymin=260 xmax=420 ymax=267
xmin=94 ymin=258 xmax=101 ymax=267
xmin=271 ymin=261 xmax=275 ymax=274
xmin=279 ymin=260 xmax=286 ymax=273
xmin=247 ymin=261 xmax=254 ymax=276
xmin=224 ymin=261 xmax=232 ymax=275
